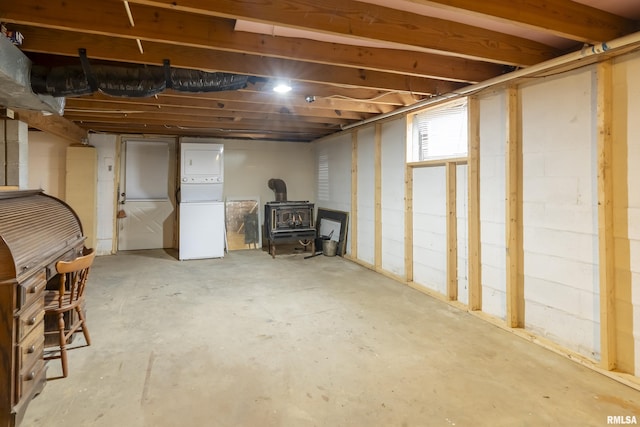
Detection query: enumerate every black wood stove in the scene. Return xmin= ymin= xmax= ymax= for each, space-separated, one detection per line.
xmin=264 ymin=201 xmax=316 ymax=257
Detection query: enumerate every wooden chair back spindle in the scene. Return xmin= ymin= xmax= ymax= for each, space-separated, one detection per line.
xmin=44 ymin=247 xmax=96 ymax=378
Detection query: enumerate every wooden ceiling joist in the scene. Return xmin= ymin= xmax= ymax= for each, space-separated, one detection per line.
xmin=411 ymin=0 xmax=638 ymax=43
xmin=1 ymin=0 xmax=506 ymax=84
xmin=125 ymin=0 xmax=561 ymax=66
xmin=17 ymin=25 xmax=464 ymax=96
xmin=14 ymin=109 xmax=87 ymax=143
xmin=65 ymin=94 xmax=377 ymax=120
xmin=1 ymin=0 xmax=637 ymax=141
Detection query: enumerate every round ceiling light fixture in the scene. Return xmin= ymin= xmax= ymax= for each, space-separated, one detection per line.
xmin=273 ymin=81 xmax=292 ymax=93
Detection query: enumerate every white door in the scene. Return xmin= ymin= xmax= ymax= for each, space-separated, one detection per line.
xmin=118 ymin=138 xmax=176 ymax=250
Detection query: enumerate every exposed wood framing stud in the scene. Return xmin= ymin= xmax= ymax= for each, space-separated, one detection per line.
xmin=505 ymin=85 xmax=524 ymax=328
xmin=405 ymin=158 xmax=414 ymax=283
xmin=351 ymin=131 xmax=358 ymax=259
xmin=374 ymin=123 xmax=382 ymax=270
xmin=467 ymin=95 xmax=482 ymax=310
xmin=407 ymin=157 xmax=468 ymax=168
xmin=113 ymin=136 xmax=123 ymax=254
xmin=446 ymin=162 xmax=458 ymax=301
xmin=597 ymin=60 xmax=616 ymax=371
xmin=404 ymin=118 xmax=414 ymax=283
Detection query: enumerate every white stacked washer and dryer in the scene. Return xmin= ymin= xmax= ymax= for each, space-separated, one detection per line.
xmin=178 ymin=139 xmax=226 ymax=260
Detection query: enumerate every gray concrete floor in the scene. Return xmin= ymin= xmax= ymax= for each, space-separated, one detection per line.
xmin=21 ymin=249 xmax=640 ymax=427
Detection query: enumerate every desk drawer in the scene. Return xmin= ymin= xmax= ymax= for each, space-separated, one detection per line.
xmin=15 ymin=358 xmax=46 ymax=404
xmin=16 ymin=321 xmax=44 ymax=376
xmin=15 ymin=297 xmax=44 ymax=342
xmin=17 ymin=270 xmax=46 ymax=311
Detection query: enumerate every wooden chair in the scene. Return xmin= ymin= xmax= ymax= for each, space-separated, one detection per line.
xmin=44 ymin=247 xmax=96 ymax=378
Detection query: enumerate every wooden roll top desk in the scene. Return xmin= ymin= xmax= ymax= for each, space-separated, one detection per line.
xmin=0 ymin=190 xmax=85 ymax=427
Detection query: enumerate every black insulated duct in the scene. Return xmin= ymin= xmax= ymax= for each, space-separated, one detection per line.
xmin=30 ymin=55 xmax=256 ymax=98
xmin=268 ymin=179 xmax=287 ymax=202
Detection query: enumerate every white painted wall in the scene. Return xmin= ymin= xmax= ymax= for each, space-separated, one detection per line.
xmin=356 ymin=126 xmax=376 ymax=265
xmin=612 ymin=51 xmax=640 ymax=375
xmin=89 ymin=134 xmax=118 ymax=255
xmin=521 ymin=68 xmax=600 ymax=359
xmin=309 ymin=49 xmax=640 ymax=375
xmin=27 ymin=131 xmax=70 ymax=198
xmin=478 ymin=91 xmax=507 ymax=319
xmin=315 ymin=133 xmax=352 ymax=253
xmin=221 ymin=139 xmax=316 ymax=206
xmin=381 ymin=118 xmax=406 ymax=277
xmin=412 ymin=166 xmax=447 ymax=294
xmin=28 ymin=133 xmax=316 ymax=254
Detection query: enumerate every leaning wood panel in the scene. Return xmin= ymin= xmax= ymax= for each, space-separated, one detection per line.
xmin=597 ymin=60 xmax=616 ymax=371
xmin=467 ymin=95 xmax=482 ymax=310
xmin=505 ymin=86 xmax=524 ymax=328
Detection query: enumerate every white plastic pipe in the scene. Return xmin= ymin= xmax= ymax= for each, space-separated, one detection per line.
xmin=341 ymin=31 xmax=640 ymax=131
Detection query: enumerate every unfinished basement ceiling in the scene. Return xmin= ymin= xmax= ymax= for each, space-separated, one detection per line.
xmin=1 ymin=0 xmax=640 ymax=142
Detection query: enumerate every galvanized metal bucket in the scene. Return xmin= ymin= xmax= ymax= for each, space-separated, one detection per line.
xmin=322 ymin=239 xmax=338 ymax=257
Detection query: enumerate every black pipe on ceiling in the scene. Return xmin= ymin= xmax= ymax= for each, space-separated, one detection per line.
xmin=30 ymin=54 xmax=259 ymax=98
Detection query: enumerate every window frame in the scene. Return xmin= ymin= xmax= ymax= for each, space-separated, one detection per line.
xmin=407 ymin=98 xmax=469 ymax=164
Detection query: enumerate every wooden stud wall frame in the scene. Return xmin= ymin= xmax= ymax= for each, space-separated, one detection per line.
xmin=406 ymin=158 xmax=468 ymax=303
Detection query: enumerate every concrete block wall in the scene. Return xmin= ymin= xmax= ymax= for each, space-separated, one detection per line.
xmin=5 ymin=120 xmax=28 ymax=188
xmin=520 ymin=68 xmax=600 ymax=359
xmin=356 ymin=127 xmax=376 ymax=265
xmin=315 ymin=133 xmax=353 ymax=254
xmin=478 ymin=92 xmax=507 ymax=319
xmin=312 ymin=49 xmax=640 ymax=378
xmin=381 ymin=119 xmax=406 ymax=277
xmin=412 ymin=166 xmax=447 ymax=295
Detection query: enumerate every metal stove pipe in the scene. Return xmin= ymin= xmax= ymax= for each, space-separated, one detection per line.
xmin=268 ymin=178 xmax=287 ymax=202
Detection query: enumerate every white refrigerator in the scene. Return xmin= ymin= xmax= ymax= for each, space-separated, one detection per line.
xmin=178 ymin=141 xmax=226 ymax=260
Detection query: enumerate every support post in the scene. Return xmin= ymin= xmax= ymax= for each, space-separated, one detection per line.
xmin=446 ymin=162 xmax=458 ymax=301
xmin=374 ymin=124 xmax=382 ymax=270
xmin=351 ymin=131 xmax=358 ymax=259
xmin=597 ymin=60 xmax=616 ymax=371
xmin=467 ymin=95 xmax=482 ymax=310
xmin=505 ymin=86 xmax=524 ymax=328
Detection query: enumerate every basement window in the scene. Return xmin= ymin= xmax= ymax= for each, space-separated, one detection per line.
xmin=408 ymin=99 xmax=468 ymax=162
